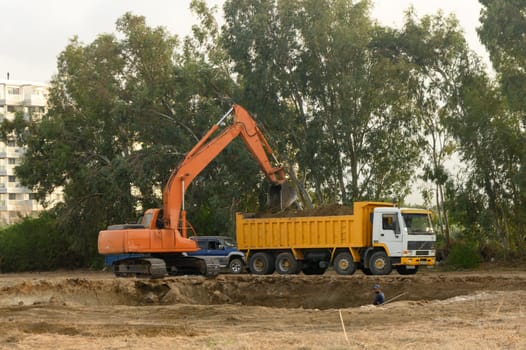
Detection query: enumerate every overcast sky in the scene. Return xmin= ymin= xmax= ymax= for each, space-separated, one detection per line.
xmin=1 ymin=0 xmax=488 ymax=83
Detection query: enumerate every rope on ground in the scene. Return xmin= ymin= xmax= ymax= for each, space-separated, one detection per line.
xmin=383 ymin=291 xmax=408 ymax=305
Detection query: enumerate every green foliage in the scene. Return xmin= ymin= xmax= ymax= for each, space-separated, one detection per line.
xmin=0 ymin=213 xmax=82 ymax=272
xmin=222 ymin=0 xmax=422 ymax=204
xmin=478 ymin=0 xmax=526 ymax=113
xmin=444 ymin=241 xmax=482 ymax=269
xmin=476 ymin=0 xmax=526 ymax=255
xmin=0 ymin=13 xmax=247 ymax=263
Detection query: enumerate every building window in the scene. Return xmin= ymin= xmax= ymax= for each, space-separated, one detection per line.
xmin=8 ymin=158 xmax=15 ymax=165
xmin=30 ymin=106 xmax=45 ymax=114
xmin=7 ymin=106 xmax=22 ymax=113
xmin=7 ymin=87 xmax=20 ymax=95
xmin=8 ymin=176 xmax=16 ymax=182
xmin=7 ymin=140 xmax=16 ymax=147
xmin=8 ymin=193 xmax=16 ymax=200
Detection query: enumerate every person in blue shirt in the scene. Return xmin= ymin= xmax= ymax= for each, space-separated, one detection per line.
xmin=373 ymin=284 xmax=385 ymax=305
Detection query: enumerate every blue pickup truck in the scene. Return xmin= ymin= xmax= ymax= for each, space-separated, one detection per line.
xmin=187 ymin=236 xmax=246 ymax=274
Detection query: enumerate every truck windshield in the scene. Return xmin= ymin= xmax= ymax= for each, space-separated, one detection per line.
xmin=402 ymin=214 xmax=434 ymax=235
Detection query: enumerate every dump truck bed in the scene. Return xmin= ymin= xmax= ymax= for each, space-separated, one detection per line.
xmin=236 ymin=202 xmax=393 ymax=250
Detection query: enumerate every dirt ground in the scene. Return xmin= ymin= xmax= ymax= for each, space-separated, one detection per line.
xmin=0 ymin=265 xmax=525 ymax=350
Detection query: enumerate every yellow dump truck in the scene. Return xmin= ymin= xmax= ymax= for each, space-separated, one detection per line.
xmin=236 ymin=201 xmax=436 ymax=275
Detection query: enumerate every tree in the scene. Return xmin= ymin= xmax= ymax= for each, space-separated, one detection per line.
xmin=478 ymin=0 xmax=526 ymax=252
xmin=1 ymin=13 xmax=241 ymax=264
xmin=447 ymin=67 xmax=525 ymax=256
xmin=221 ymin=0 xmax=422 ymax=205
xmin=478 ymin=0 xmax=526 ymax=113
xmin=433 ymin=0 xmax=526 ymax=257
xmin=398 ymin=10 xmax=474 ymax=247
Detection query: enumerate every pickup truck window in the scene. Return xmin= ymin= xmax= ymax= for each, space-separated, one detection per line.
xmin=222 ymin=238 xmax=236 ymax=247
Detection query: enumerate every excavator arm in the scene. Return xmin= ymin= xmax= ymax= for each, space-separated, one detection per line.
xmin=163 ymin=104 xmax=292 ymax=234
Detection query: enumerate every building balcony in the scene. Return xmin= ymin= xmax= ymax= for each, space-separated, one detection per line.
xmin=7 ymin=184 xmax=30 ymax=193
xmin=9 ymin=199 xmax=34 ymax=211
xmin=24 ymin=95 xmax=47 ymax=106
xmin=3 ymin=95 xmax=23 ymax=105
xmin=6 ymin=148 xmax=25 ymax=158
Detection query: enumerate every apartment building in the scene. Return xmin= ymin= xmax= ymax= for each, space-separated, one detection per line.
xmin=0 ymin=79 xmax=59 ymax=225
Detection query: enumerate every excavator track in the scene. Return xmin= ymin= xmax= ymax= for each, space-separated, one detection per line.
xmin=163 ymin=255 xmax=219 ymax=277
xmin=113 ymin=258 xmax=167 ymax=278
xmin=112 ymin=255 xmax=219 ymax=278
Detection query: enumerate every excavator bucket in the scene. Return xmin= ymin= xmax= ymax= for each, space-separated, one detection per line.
xmin=267 ymin=182 xmax=298 ymax=211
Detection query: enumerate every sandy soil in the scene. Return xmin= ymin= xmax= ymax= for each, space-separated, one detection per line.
xmin=0 ymin=265 xmax=525 ymax=349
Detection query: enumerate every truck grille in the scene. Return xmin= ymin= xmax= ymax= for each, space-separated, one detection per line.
xmin=408 ymin=241 xmax=435 ymax=250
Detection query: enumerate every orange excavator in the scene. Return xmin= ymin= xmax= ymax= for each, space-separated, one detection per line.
xmin=98 ymin=105 xmax=296 ymax=277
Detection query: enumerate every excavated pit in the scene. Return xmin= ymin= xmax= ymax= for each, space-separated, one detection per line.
xmin=1 ymin=271 xmax=525 ymax=309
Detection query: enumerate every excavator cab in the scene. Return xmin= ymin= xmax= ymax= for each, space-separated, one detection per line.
xmin=267 ymin=182 xmax=298 ymax=212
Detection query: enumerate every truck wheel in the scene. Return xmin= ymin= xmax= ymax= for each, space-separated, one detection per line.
xmin=396 ymin=265 xmax=418 ymax=275
xmin=249 ymin=252 xmax=275 ymax=275
xmin=275 ymin=252 xmax=299 ymax=275
xmin=369 ymin=251 xmax=392 ymax=275
xmin=333 ymin=252 xmax=356 ymax=275
xmin=228 ymin=257 xmax=245 ymax=274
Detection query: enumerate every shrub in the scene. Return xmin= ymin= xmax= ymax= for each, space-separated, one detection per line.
xmin=444 ymin=241 xmax=482 ymax=269
xmin=0 ymin=213 xmax=81 ymax=272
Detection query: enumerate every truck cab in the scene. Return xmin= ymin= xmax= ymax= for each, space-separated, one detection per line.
xmin=370 ymin=207 xmax=436 ymax=274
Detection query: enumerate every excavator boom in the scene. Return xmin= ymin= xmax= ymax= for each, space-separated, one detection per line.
xmin=163 ymin=104 xmax=293 ymax=232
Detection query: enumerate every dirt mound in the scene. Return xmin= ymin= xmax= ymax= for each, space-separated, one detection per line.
xmin=1 ymin=270 xmax=525 ymax=309
xmin=256 ymin=203 xmax=354 ymax=218
xmin=1 ymin=269 xmax=526 ymax=349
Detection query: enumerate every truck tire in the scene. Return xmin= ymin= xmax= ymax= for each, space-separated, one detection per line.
xmin=369 ymin=251 xmax=392 ymax=275
xmin=275 ymin=252 xmax=299 ymax=275
xmin=396 ymin=265 xmax=418 ymax=275
xmin=228 ymin=257 xmax=245 ymax=274
xmin=249 ymin=252 xmax=275 ymax=275
xmin=333 ymin=252 xmax=357 ymax=275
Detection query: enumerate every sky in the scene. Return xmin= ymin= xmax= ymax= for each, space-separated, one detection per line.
xmin=1 ymin=0 xmax=489 ymax=84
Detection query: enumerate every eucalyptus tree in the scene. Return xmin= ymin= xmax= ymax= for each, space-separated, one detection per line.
xmin=478 ymin=0 xmax=526 ymax=238
xmin=398 ymin=11 xmax=474 ymax=246
xmin=1 ymin=13 xmax=238 ymax=263
xmin=442 ymin=0 xmax=526 ymax=256
xmin=221 ymin=0 xmax=422 ymax=205
xmin=446 ymin=69 xmax=525 ymax=255
xmin=478 ymin=0 xmax=526 ymax=114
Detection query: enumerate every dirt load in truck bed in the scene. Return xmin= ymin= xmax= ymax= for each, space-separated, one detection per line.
xmin=255 ymin=203 xmax=354 ymax=218
xmin=0 ymin=265 xmax=525 ymax=349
